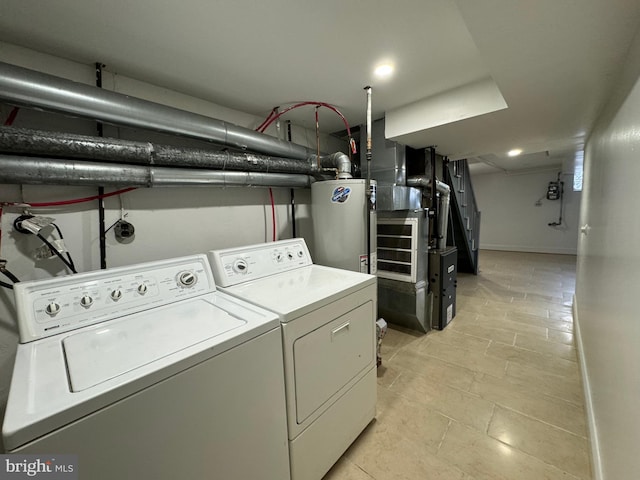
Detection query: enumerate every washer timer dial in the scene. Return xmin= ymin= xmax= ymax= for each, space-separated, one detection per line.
xmin=178 ymin=271 xmax=197 ymax=288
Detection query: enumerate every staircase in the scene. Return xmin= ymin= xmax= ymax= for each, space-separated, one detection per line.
xmin=444 ymin=159 xmax=480 ymax=274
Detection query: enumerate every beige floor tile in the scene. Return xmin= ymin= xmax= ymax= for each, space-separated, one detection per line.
xmin=473 ymin=314 xmax=549 ymax=337
xmin=488 ymin=406 xmax=591 ymax=479
xmin=505 ymin=362 xmax=584 ymax=406
xmin=506 ymin=311 xmax=574 ymax=332
xmin=418 ymin=338 xmax=508 ymax=377
xmin=448 ymin=321 xmax=516 ymax=345
xmin=375 ymin=384 xmax=405 ymax=419
xmin=426 ymin=328 xmax=492 ymax=352
xmin=450 ymin=310 xmax=480 ymax=325
xmin=375 ymin=389 xmax=451 ymax=453
xmin=329 ymin=251 xmax=589 ymax=480
xmin=386 ymin=347 xmax=476 ymax=391
xmin=548 ymin=309 xmax=574 ymax=321
xmin=514 ymin=333 xmax=578 ymax=362
xmin=547 ymin=322 xmax=574 ymax=334
xmin=344 ymin=421 xmax=466 ymax=480
xmin=489 ymin=300 xmax=549 ymax=317
xmin=376 ymin=364 xmax=402 ymax=389
xmin=524 ymin=292 xmax=564 ymax=303
xmin=380 ymin=326 xmax=423 ymax=359
xmin=438 ymin=421 xmax=581 ymax=480
xmin=548 ymin=329 xmax=575 ymax=346
xmin=388 ymin=370 xmax=495 ymax=432
xmin=486 ymin=342 xmax=579 ymax=377
xmin=473 ymin=283 xmax=522 ymax=301
xmin=470 ymin=373 xmax=587 ymax=436
xmin=323 ymin=458 xmax=375 ymax=480
xmin=458 ymin=303 xmax=509 ymax=318
xmin=456 ymin=294 xmax=488 ymax=308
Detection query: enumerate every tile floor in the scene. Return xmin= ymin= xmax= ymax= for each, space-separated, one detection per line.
xmin=323 ymin=250 xmax=591 ymax=480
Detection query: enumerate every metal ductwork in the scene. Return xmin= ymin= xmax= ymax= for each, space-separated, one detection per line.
xmin=407 ymin=176 xmax=451 ymax=250
xmin=0 ymin=126 xmax=350 ymax=177
xmin=0 ymin=61 xmax=315 ymax=160
xmin=0 ymin=155 xmax=313 ymax=188
xmin=363 ymin=118 xmax=420 ymax=211
xmin=317 ymin=152 xmax=352 ymax=179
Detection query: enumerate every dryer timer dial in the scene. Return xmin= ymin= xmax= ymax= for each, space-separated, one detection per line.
xmin=232 ymin=259 xmax=249 ymax=274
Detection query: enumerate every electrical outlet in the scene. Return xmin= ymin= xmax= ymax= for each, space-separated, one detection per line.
xmin=115 ymin=220 xmax=135 ymax=240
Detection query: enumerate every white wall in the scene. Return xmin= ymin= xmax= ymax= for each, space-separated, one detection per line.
xmin=0 ymin=42 xmax=349 ymax=449
xmin=574 ymin=25 xmax=640 ymax=480
xmin=472 ymin=168 xmax=581 ymax=254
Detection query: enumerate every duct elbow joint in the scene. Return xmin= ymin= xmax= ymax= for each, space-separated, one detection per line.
xmin=317 ymin=152 xmax=352 ymax=179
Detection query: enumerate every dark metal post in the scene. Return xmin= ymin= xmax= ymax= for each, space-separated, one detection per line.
xmin=96 ymin=62 xmax=107 ymax=270
xmin=287 ymin=120 xmax=296 ymax=238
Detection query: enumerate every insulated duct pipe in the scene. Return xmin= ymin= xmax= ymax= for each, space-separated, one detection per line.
xmin=0 ymin=126 xmax=352 ymax=178
xmin=407 ymin=176 xmax=451 ymax=250
xmin=0 ymin=155 xmax=313 ymax=188
xmin=0 ymin=62 xmax=314 ymax=160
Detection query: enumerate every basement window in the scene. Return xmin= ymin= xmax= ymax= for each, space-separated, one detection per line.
xmin=573 ymin=151 xmax=584 ymax=192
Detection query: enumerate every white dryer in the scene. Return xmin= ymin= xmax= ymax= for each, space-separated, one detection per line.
xmin=208 ymin=239 xmax=377 ymax=480
xmin=2 ymin=255 xmax=290 ymax=480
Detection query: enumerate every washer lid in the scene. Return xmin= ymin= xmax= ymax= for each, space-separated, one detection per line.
xmin=63 ymin=299 xmax=246 ymax=392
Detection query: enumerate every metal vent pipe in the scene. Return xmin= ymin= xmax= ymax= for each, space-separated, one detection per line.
xmin=407 ymin=176 xmax=451 ymax=250
xmin=0 ymin=62 xmax=314 ymax=160
xmin=0 ymin=126 xmax=352 ymax=178
xmin=0 ymin=155 xmax=312 ymax=188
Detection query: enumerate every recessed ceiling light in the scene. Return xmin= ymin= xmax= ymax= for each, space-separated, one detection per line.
xmin=374 ymin=64 xmax=394 ymax=78
xmin=508 ymin=149 xmax=522 ymax=157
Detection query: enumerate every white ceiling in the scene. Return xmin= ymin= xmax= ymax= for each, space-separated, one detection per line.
xmin=1 ymin=0 xmax=639 ymax=173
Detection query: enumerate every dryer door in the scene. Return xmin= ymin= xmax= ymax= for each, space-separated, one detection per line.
xmin=293 ymin=301 xmax=375 ymax=424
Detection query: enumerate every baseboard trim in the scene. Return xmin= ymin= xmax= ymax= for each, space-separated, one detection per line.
xmin=573 ymin=296 xmax=603 ymax=480
xmin=481 ymin=244 xmax=577 ymax=255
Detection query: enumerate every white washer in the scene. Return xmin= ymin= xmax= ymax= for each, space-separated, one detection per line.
xmin=208 ymin=239 xmax=377 ymax=480
xmin=2 ymin=254 xmax=290 ymax=480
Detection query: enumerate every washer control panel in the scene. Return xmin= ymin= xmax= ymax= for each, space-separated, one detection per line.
xmin=208 ymin=238 xmax=312 ymax=287
xmin=14 ymin=255 xmax=215 ymax=343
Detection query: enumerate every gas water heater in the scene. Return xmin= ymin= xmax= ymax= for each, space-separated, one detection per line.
xmin=311 ymin=179 xmax=377 ymax=274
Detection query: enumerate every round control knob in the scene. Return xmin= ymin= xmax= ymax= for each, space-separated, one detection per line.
xmin=287 ymin=252 xmax=294 ymax=260
xmin=137 ymin=284 xmax=148 ymax=295
xmin=297 ymin=249 xmax=304 ymax=258
xmin=80 ymin=295 xmax=93 ymax=308
xmin=275 ymin=253 xmax=283 ymax=263
xmin=45 ymin=302 xmax=61 ymax=316
xmin=233 ymin=259 xmax=248 ymax=274
xmin=178 ymin=271 xmax=197 ymax=288
xmin=111 ymin=289 xmax=122 ymax=301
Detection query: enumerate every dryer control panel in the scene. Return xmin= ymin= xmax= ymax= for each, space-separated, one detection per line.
xmin=14 ymin=255 xmax=215 ymax=343
xmin=208 ymin=238 xmax=312 ymax=287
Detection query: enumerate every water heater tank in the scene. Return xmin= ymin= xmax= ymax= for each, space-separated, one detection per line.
xmin=311 ymin=179 xmax=376 ymax=274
